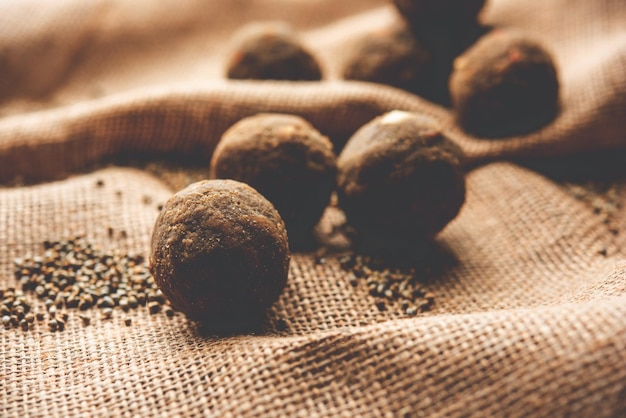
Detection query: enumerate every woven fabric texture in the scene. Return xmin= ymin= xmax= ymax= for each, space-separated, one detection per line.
xmin=1 ymin=0 xmax=625 ymax=417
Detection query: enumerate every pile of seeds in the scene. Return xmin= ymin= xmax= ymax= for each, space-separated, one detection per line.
xmin=336 ymin=253 xmax=435 ymax=316
xmin=3 ymin=237 xmax=175 ymax=332
xmin=1 ymin=288 xmax=36 ymax=331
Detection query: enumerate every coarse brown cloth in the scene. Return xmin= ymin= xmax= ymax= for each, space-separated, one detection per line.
xmin=1 ymin=0 xmax=625 ymax=416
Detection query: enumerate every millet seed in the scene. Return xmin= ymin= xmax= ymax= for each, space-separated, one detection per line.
xmin=339 ymin=252 xmax=435 ymax=317
xmin=1 ymin=237 xmax=178 ymax=332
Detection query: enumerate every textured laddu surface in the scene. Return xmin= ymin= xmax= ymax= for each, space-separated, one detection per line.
xmin=0 ymin=0 xmax=625 ymax=417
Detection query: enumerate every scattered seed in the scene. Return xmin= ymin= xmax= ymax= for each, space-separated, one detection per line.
xmin=375 ymin=298 xmax=386 ymax=312
xmin=418 ymin=300 xmax=432 ymax=312
xmin=78 ymin=301 xmax=91 ymax=311
xmin=148 ymin=302 xmax=161 ymax=315
xmin=339 ymin=253 xmax=435 ymax=317
xmin=347 ymin=274 xmax=358 ymax=288
xmin=66 ymin=296 xmax=79 ymax=309
xmin=102 ymin=308 xmax=113 ymax=319
xmin=98 ymin=296 xmax=114 ymax=308
xmin=376 ymin=284 xmax=385 ymax=296
xmin=124 ymin=317 xmax=132 ymax=326
xmin=79 ymin=314 xmax=91 ymax=326
xmin=314 ymin=257 xmax=326 ymax=266
xmin=147 ymin=290 xmax=165 ymax=304
xmin=137 ymin=293 xmax=146 ymax=306
xmin=15 ymin=306 xmax=25 ymax=320
xmin=128 ymin=296 xmax=138 ymax=309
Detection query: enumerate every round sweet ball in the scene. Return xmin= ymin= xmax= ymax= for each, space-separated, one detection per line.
xmin=392 ymin=0 xmax=486 ymax=26
xmin=226 ymin=22 xmax=322 ymax=81
xmin=149 ymin=179 xmax=290 ymax=332
xmin=337 ymin=110 xmax=466 ymax=253
xmin=341 ymin=24 xmax=431 ymax=95
xmin=449 ymin=30 xmax=560 ymax=137
xmin=210 ymin=114 xmax=336 ymax=245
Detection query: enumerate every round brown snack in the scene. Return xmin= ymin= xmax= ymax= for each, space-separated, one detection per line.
xmin=449 ymin=29 xmax=560 ymax=138
xmin=210 ymin=114 xmax=336 ymax=246
xmin=226 ymin=22 xmax=322 ymax=81
xmin=341 ymin=24 xmax=431 ymax=96
xmin=337 ymin=111 xmax=466 ymax=254
xmin=149 ymin=179 xmax=290 ymax=332
xmin=392 ymin=0 xmax=486 ymax=26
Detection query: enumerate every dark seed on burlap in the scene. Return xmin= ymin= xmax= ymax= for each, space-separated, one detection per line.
xmin=79 ymin=314 xmax=90 ymax=326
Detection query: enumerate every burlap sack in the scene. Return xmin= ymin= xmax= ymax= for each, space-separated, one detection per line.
xmin=1 ymin=0 xmax=625 ymax=416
